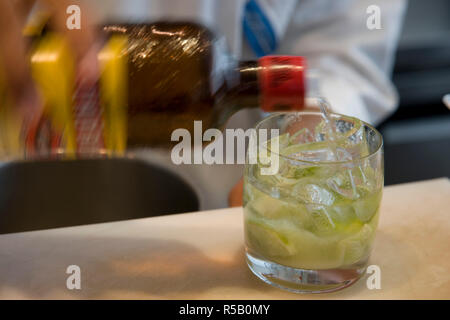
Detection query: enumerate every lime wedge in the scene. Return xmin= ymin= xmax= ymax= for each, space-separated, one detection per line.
xmin=245 ymin=216 xmax=346 ymax=269
xmin=245 ymin=219 xmax=296 ymax=258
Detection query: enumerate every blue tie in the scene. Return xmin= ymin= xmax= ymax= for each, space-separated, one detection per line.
xmin=243 ymin=0 xmax=278 ymax=57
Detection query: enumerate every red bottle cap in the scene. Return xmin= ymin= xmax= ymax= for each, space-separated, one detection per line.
xmin=258 ymin=56 xmax=306 ymax=112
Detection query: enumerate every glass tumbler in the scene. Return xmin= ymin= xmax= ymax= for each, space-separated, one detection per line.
xmin=244 ymin=111 xmax=383 ymax=293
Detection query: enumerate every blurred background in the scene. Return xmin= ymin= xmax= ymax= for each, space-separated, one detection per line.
xmin=379 ymin=0 xmax=450 ymax=185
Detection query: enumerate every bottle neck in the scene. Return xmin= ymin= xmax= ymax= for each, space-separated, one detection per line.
xmin=237 ymin=61 xmax=259 ymax=96
xmin=230 ymin=61 xmax=260 ymax=108
xmin=232 ymin=56 xmax=312 ymax=112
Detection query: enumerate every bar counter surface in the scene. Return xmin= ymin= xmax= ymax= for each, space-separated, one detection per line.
xmin=0 ymin=178 xmax=449 ymax=299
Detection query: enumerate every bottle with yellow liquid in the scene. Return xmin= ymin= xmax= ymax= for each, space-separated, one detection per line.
xmin=0 ymin=32 xmax=128 ymax=159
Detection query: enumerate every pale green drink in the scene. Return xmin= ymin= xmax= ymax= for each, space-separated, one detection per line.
xmin=244 ymin=111 xmax=383 ymax=292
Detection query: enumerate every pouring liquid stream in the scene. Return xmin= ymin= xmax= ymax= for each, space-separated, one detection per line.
xmin=317 ymin=99 xmax=359 ymax=196
xmin=318 ymin=99 xmax=342 ymax=162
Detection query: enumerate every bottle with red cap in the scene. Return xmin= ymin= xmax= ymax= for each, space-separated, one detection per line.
xmin=104 ymin=22 xmax=317 ymax=147
xmin=1 ymin=22 xmax=319 ymax=158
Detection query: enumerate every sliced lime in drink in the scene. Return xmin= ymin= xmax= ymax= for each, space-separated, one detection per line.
xmin=245 ymin=214 xmax=346 ymax=269
xmin=245 ymin=218 xmax=296 ymax=258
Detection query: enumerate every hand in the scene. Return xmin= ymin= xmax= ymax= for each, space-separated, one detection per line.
xmin=228 ymin=177 xmax=244 ymax=207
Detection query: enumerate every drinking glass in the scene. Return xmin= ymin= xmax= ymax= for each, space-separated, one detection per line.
xmin=244 ymin=111 xmax=383 ymax=293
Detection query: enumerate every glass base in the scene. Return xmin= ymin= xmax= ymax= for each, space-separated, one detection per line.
xmin=246 ymin=252 xmax=367 ymax=294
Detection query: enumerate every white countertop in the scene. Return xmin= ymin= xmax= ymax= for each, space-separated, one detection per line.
xmin=0 ymin=178 xmax=449 ymax=299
